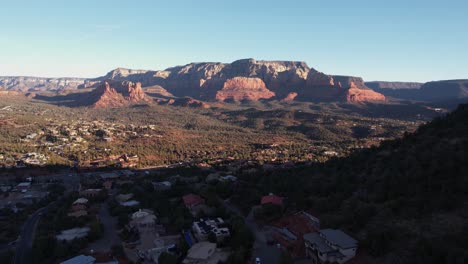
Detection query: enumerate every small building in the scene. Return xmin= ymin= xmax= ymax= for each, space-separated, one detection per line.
xmin=80 ymin=189 xmax=102 ymax=198
xmin=183 ymin=193 xmax=207 ymax=216
xmin=152 ymin=181 xmax=172 ymax=191
xmin=17 ymin=182 xmax=31 ymax=192
xmin=270 ymin=211 xmax=320 ymax=257
xmin=183 ymin=194 xmax=205 ymax=210
xmin=129 ymin=209 xmax=157 ymax=233
xmin=121 ymin=200 xmax=140 ymax=207
xmin=60 ymin=255 xmax=95 ymax=264
xmin=304 ymin=229 xmax=358 ymax=264
xmin=261 ymin=193 xmax=284 ymax=207
xmin=219 ymin=175 xmax=237 ymax=182
xmin=116 ymin=193 xmax=134 ymax=203
xmin=67 ymin=210 xmax=88 ymax=218
xmin=56 ymin=227 xmax=91 ymax=241
xmin=192 ymin=218 xmax=230 ymax=242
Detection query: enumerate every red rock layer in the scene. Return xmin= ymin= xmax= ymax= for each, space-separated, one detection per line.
xmin=91 ymin=81 xmax=150 ymax=108
xmin=215 ymin=77 xmax=275 ymax=101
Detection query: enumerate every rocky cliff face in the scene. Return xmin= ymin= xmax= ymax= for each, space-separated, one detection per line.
xmin=88 ymin=80 xmax=150 ymax=108
xmin=86 ymin=59 xmax=311 ymax=101
xmin=0 ymin=76 xmax=86 ymax=92
xmin=215 ymin=77 xmax=275 ymax=101
xmin=302 ymin=72 xmax=386 ymax=102
xmin=3 ymin=59 xmax=392 ymax=103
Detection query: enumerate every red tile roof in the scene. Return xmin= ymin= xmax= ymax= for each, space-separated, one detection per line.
xmin=183 ymin=193 xmax=205 ymax=207
xmin=261 ymin=194 xmax=284 ymax=206
xmin=271 ymin=211 xmax=320 ymax=257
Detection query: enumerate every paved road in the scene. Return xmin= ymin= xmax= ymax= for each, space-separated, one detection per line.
xmin=223 ymin=200 xmax=281 ymax=264
xmin=13 ymin=205 xmax=50 ymax=264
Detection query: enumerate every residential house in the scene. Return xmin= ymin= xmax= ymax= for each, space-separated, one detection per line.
xmin=129 ymin=209 xmax=157 ymax=233
xmin=80 ymin=188 xmax=102 ymax=198
xmin=261 ymin=193 xmax=284 ymax=207
xmin=192 ymin=218 xmax=230 ymax=242
xmin=270 ymin=211 xmax=320 ymax=257
xmin=183 ymin=194 xmax=205 ymax=215
xmin=219 ymin=175 xmax=237 ymax=182
xmin=68 ymin=210 xmax=88 ymax=218
xmin=56 ymin=227 xmax=91 ymax=241
xmin=116 ymin=193 xmax=134 ymax=204
xmin=16 ymin=182 xmax=31 ymax=192
xmin=121 ymin=200 xmax=140 ymax=207
xmin=152 ymin=181 xmax=172 ymax=191
xmin=71 ymin=198 xmax=88 ymax=212
xmin=304 ymin=229 xmax=358 ymax=264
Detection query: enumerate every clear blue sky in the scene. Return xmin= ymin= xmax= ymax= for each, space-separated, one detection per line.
xmin=1 ymin=0 xmax=467 ymax=82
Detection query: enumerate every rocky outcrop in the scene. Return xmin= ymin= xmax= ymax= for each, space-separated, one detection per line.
xmin=88 ymin=80 xmax=150 ymax=108
xmin=0 ymin=76 xmax=86 ymax=92
xmin=215 ymin=77 xmax=275 ymax=101
xmin=303 ymin=72 xmax=386 ymax=102
xmin=346 ymin=82 xmax=387 ymax=102
xmin=0 ymin=88 xmax=22 ymax=96
xmin=281 ymin=92 xmax=298 ymax=102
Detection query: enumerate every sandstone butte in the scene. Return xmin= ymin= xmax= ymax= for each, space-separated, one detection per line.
xmin=91 ymin=81 xmax=150 ymax=108
xmin=215 ymin=77 xmax=275 ymax=101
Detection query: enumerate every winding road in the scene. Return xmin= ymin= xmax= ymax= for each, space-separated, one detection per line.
xmin=12 ymin=205 xmax=50 ymax=264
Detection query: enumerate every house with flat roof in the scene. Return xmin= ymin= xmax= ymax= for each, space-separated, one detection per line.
xmin=192 ymin=218 xmax=230 ymax=242
xmin=303 ymin=229 xmax=358 ymax=264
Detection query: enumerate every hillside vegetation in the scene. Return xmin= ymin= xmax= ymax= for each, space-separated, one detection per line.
xmin=239 ymin=103 xmax=468 ymax=263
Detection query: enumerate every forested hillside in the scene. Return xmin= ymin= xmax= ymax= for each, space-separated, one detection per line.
xmin=242 ymin=103 xmax=468 ymax=263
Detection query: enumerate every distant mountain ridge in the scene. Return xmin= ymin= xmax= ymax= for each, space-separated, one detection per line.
xmin=369 ymin=79 xmax=468 ymax=101
xmin=2 ymin=59 xmax=468 ymax=104
xmin=0 ymin=76 xmax=86 ymax=92
xmin=365 ymin=81 xmax=423 ymax=90
xmin=82 ymin=58 xmax=386 ymax=103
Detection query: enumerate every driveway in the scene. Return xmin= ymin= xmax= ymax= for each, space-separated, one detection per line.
xmin=87 ymin=200 xmax=121 ymax=253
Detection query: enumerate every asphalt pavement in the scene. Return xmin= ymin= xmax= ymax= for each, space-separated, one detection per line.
xmin=13 ymin=206 xmax=50 ymax=264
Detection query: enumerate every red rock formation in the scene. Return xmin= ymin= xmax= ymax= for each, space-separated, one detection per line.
xmin=281 ymin=92 xmax=298 ymax=102
xmin=89 ymin=80 xmax=150 ymax=108
xmin=215 ymin=77 xmax=275 ymax=101
xmin=346 ymin=82 xmax=387 ymax=102
xmin=303 ymin=72 xmax=386 ymax=102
